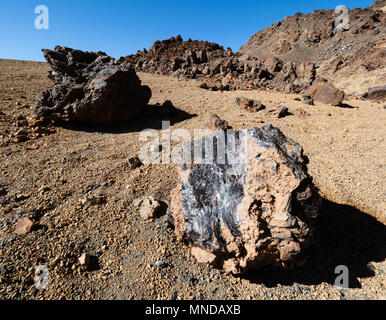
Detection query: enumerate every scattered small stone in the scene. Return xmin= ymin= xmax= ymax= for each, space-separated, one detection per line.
xmin=294 ymin=107 xmax=311 ymax=119
xmin=303 ymin=96 xmax=315 ymax=105
xmin=14 ymin=218 xmax=35 ymax=235
xmin=128 ymin=156 xmax=142 ymax=170
xmin=80 ymin=195 xmax=106 ymax=207
xmin=149 ymin=261 xmax=167 ymax=269
xmin=38 ymin=185 xmax=51 ymax=194
xmin=133 ymin=196 xmax=160 ymax=220
xmin=78 ymin=253 xmax=91 ymax=269
xmin=170 ymin=291 xmax=178 ymax=300
xmin=236 ymin=97 xmax=265 ymax=112
xmin=209 ymin=114 xmax=229 ymax=131
xmin=25 ymin=144 xmax=39 ymax=150
xmin=267 ymin=105 xmax=289 ymax=118
xmin=86 ymin=184 xmax=100 ymax=192
xmin=15 ymin=194 xmax=29 ymax=202
xmin=13 ymin=129 xmax=29 ymax=142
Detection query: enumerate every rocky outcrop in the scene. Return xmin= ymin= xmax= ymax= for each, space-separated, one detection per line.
xmin=303 ymin=81 xmax=345 ymax=106
xmin=168 ymin=125 xmax=321 ymax=274
xmin=239 ymin=1 xmax=386 ymax=95
xmin=363 ymin=85 xmax=386 ymax=101
xmin=123 ymin=35 xmax=316 ymax=93
xmin=35 ymin=46 xmax=152 ymax=125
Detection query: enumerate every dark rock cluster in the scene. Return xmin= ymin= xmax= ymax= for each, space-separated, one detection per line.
xmin=123 ymin=35 xmax=316 ymax=93
xmin=168 ymin=125 xmax=321 ymax=274
xmin=35 ymin=46 xmax=152 ymax=125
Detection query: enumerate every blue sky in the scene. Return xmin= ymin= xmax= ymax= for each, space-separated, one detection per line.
xmin=0 ymin=0 xmax=374 ymax=61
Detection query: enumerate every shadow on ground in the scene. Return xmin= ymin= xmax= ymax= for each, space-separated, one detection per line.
xmin=339 ymin=103 xmax=358 ymax=109
xmin=57 ymin=104 xmax=197 ymax=134
xmin=241 ymin=198 xmax=386 ymax=288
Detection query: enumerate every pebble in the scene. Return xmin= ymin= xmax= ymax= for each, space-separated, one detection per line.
xmin=14 ymin=218 xmax=35 ymax=235
xmin=133 ymin=196 xmax=160 ymax=220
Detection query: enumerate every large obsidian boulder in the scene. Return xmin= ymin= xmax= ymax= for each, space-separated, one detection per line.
xmin=35 ymin=46 xmax=151 ymax=125
xmin=168 ymin=125 xmax=321 ymax=274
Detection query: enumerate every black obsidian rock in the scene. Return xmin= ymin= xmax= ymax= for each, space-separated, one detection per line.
xmin=168 ymin=125 xmax=321 ymax=274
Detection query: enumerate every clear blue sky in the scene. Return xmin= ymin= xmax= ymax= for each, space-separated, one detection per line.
xmin=0 ymin=0 xmax=374 ymax=61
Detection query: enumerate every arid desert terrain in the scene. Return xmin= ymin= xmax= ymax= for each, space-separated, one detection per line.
xmin=0 ymin=57 xmax=385 ymax=300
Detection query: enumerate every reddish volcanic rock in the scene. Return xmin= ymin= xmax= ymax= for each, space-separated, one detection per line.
xmin=209 ymin=114 xmax=230 ymax=131
xmin=304 ymin=82 xmax=345 ymax=106
xmin=168 ymin=125 xmax=321 ymax=274
xmin=363 ymin=85 xmax=386 ymax=101
xmin=236 ymin=97 xmax=266 ymax=112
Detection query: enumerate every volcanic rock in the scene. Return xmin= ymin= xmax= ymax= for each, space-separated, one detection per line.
xmin=267 ymin=105 xmax=289 ymax=118
xmin=133 ymin=196 xmax=160 ymax=220
xmin=123 ymin=35 xmax=321 ymax=93
xmin=304 ymin=82 xmax=345 ymax=106
xmin=236 ymin=97 xmax=265 ymax=112
xmin=15 ymin=218 xmax=35 ymax=235
xmin=294 ymin=108 xmax=311 ymax=119
xmin=363 ymin=85 xmax=386 ymax=101
xmin=35 ymin=46 xmax=151 ymax=125
xmin=239 ymin=2 xmax=386 ymax=95
xmin=168 ymin=125 xmax=321 ymax=274
xmin=199 ymin=78 xmax=226 ymax=91
xmin=78 ymin=253 xmax=91 ymax=267
xmin=209 ymin=114 xmax=229 ymax=131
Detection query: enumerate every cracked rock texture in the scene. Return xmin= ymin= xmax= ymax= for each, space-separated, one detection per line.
xmin=168 ymin=125 xmax=321 ymax=274
xmin=35 ymin=46 xmax=151 ymax=125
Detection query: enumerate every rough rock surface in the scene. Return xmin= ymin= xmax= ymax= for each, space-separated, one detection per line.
xmin=235 ymin=97 xmax=266 ymax=112
xmin=363 ymin=85 xmax=386 ymax=101
xmin=239 ymin=0 xmax=386 ymax=95
xmin=266 ymin=105 xmax=289 ymax=118
xmin=35 ymin=46 xmax=152 ymax=125
xmin=133 ymin=196 xmax=160 ymax=220
xmin=304 ymin=82 xmax=345 ymax=106
xmin=123 ymin=35 xmax=316 ymax=93
xmin=168 ymin=125 xmax=321 ymax=274
xmin=209 ymin=114 xmax=229 ymax=131
xmin=14 ymin=218 xmax=35 ymax=235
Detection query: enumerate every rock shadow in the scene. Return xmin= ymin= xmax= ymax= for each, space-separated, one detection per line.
xmin=338 ymin=103 xmax=357 ymax=109
xmin=241 ymin=198 xmax=386 ymax=289
xmin=56 ymin=104 xmax=197 ymax=134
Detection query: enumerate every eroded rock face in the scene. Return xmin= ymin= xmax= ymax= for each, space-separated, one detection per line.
xmin=304 ymin=81 xmax=345 ymax=106
xmin=363 ymin=85 xmax=386 ymax=101
xmin=168 ymin=125 xmax=321 ymax=274
xmin=35 ymin=46 xmax=151 ymax=125
xmin=123 ymin=35 xmax=316 ymax=93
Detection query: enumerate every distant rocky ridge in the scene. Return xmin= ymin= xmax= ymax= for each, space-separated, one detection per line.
xmin=239 ymin=0 xmax=386 ymax=95
xmin=123 ymin=0 xmax=385 ymax=96
xmin=122 ymin=35 xmax=317 ymax=93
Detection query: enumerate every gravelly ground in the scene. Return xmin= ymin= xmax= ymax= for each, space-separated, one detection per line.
xmin=0 ymin=59 xmax=385 ymax=300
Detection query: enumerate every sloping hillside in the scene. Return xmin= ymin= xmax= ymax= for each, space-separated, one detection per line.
xmin=239 ymin=0 xmax=386 ymax=95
